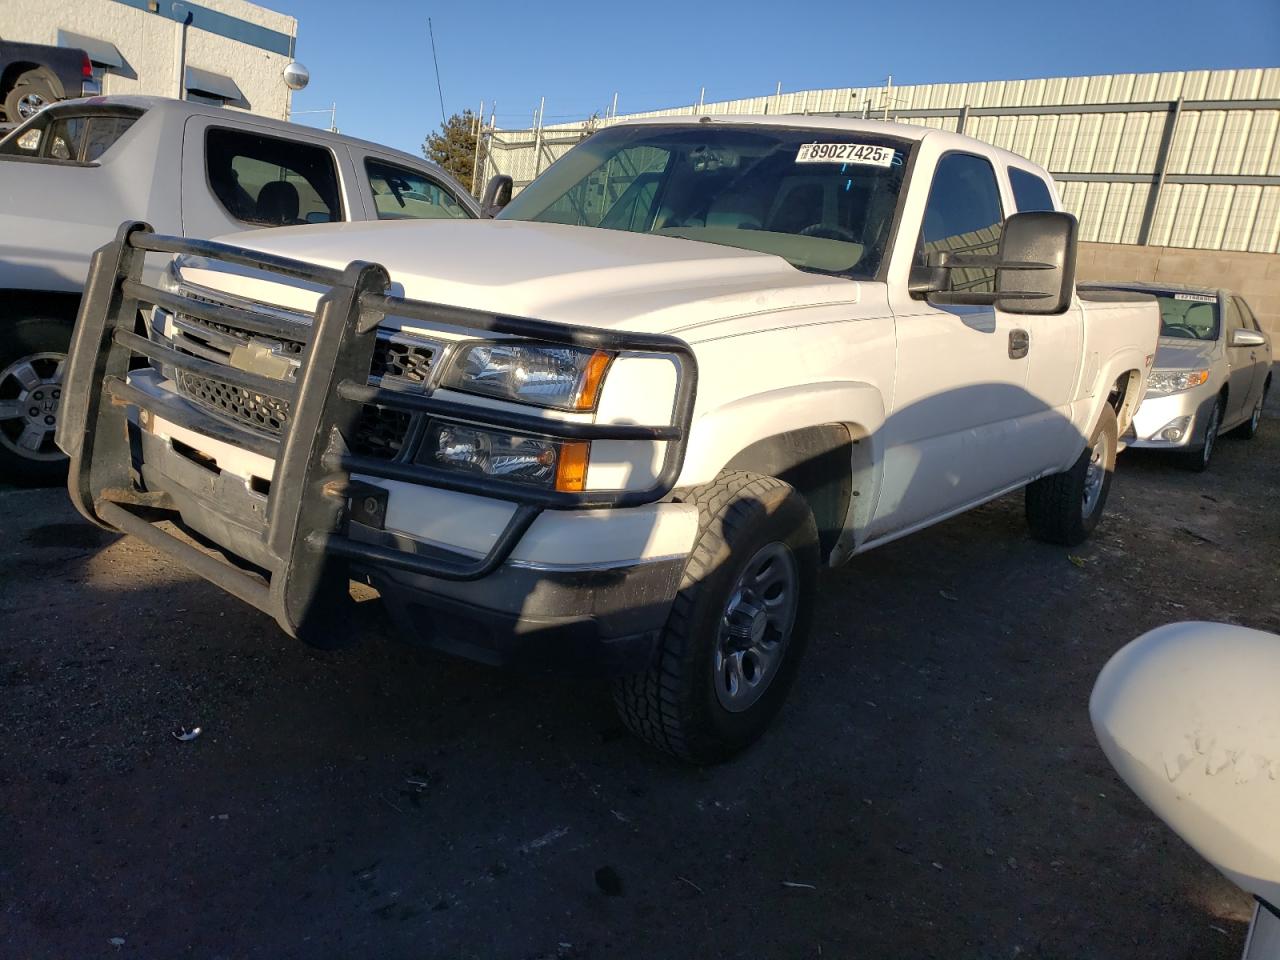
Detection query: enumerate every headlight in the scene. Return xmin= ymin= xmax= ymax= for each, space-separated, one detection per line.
xmin=419 ymin=421 xmax=589 ymax=491
xmin=442 ymin=341 xmax=613 ymax=411
xmin=1146 ymin=369 xmax=1209 ymax=396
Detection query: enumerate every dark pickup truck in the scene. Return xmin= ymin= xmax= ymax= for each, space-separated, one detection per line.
xmin=1 ymin=36 xmax=99 ymax=124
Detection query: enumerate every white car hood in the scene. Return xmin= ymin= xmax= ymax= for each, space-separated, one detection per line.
xmin=180 ymin=219 xmax=862 ymax=336
xmin=1153 ymin=337 xmax=1217 ymax=370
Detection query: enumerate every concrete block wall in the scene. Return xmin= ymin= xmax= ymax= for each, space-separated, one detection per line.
xmin=1077 ymin=242 xmax=1280 ymax=337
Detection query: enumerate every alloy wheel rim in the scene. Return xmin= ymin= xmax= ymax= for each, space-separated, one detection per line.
xmin=714 ymin=541 xmax=799 ymax=713
xmin=1203 ymin=405 xmax=1220 ymax=466
xmin=0 ymin=352 xmax=67 ymax=461
xmin=1082 ymin=437 xmax=1107 ymax=516
xmin=17 ymin=91 xmax=47 ymax=120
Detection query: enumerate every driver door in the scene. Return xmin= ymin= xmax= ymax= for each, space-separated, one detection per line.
xmin=869 ymin=152 xmax=1043 ymax=540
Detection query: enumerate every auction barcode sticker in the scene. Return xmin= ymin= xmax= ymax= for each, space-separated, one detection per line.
xmin=796 ymin=143 xmax=894 ymax=166
xmin=1173 ymin=293 xmax=1216 ymax=303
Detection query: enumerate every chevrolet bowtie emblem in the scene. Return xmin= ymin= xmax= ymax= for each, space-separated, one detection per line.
xmin=227 ymin=338 xmax=299 ymax=380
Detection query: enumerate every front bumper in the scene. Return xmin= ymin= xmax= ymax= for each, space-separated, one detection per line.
xmin=56 ymin=222 xmax=698 ymax=663
xmin=1128 ymin=383 xmax=1219 ymax=449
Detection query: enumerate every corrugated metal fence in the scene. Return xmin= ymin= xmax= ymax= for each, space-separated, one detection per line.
xmin=482 ymin=68 xmax=1280 ymax=254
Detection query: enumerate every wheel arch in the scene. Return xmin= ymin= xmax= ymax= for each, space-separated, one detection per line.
xmin=1 ymin=63 xmax=63 ymax=100
xmin=1107 ymin=368 xmax=1143 ymax=436
xmin=678 ymin=382 xmax=887 ymax=565
xmin=1 ymin=288 xmax=83 ymax=324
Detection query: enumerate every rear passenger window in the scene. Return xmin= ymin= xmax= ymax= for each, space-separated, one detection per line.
xmin=206 ymin=128 xmax=344 ymax=227
xmin=1009 ymin=167 xmax=1056 ymax=212
xmin=919 ymin=152 xmax=1004 ymax=294
xmin=0 ymin=112 xmax=136 ymax=162
xmin=82 ymin=116 xmax=137 ymax=162
xmin=365 ymin=158 xmax=471 ymax=220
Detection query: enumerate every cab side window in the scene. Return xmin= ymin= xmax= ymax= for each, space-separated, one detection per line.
xmin=918 ymin=152 xmax=1004 ymax=294
xmin=206 ymin=128 xmax=344 ymax=227
xmin=364 ymin=158 xmax=472 ymax=220
xmin=1009 ymin=167 xmax=1056 ymax=213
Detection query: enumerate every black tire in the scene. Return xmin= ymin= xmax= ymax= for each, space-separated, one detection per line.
xmin=0 ymin=316 xmax=73 ymax=486
xmin=4 ymin=74 xmax=56 ymax=124
xmin=1183 ymin=396 xmax=1223 ymax=472
xmin=612 ymin=471 xmax=819 ymax=763
xmin=1230 ymin=381 xmax=1268 ymax=440
xmin=1025 ymin=404 xmax=1117 ymax=547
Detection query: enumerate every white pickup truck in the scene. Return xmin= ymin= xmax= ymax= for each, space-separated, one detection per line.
xmin=57 ymin=116 xmax=1159 ymax=761
xmin=0 ymin=95 xmax=478 ymax=482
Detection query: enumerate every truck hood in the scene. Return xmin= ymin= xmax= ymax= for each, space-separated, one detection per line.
xmin=1153 ymin=337 xmax=1218 ymax=370
xmin=181 ymin=219 xmax=863 ymax=336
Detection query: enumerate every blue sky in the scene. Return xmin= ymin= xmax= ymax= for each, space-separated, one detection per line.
xmin=272 ymin=0 xmax=1280 ymax=155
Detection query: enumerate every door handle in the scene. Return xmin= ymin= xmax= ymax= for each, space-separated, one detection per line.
xmin=1009 ymin=329 xmax=1030 ymax=359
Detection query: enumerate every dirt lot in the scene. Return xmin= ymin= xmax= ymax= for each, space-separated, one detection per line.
xmin=2 ymin=391 xmax=1277 ymax=960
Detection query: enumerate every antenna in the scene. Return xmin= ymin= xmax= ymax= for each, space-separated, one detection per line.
xmin=428 ymin=17 xmax=446 ymax=126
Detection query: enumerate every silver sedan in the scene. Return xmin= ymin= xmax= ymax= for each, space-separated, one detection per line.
xmin=1081 ymin=282 xmax=1272 ymax=471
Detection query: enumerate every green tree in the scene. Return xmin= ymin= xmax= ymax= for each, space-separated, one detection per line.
xmin=423 ymin=109 xmax=484 ymax=195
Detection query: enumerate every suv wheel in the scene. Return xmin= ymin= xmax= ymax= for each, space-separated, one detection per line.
xmin=0 ymin=317 xmax=72 ymax=485
xmin=612 ymin=471 xmax=819 ymax=763
xmin=1025 ymin=404 xmax=1118 ymax=547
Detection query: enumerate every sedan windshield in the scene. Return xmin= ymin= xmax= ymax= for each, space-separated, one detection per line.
xmin=498 ymin=124 xmax=913 ymax=279
xmin=1155 ymin=293 xmax=1219 ymax=340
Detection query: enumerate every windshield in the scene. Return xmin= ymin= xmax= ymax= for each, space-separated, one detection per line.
xmin=498 ymin=123 xmax=913 ymax=279
xmin=1155 ymin=293 xmax=1219 ymax=340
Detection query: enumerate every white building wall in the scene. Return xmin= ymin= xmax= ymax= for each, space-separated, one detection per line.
xmin=0 ymin=0 xmax=298 ymax=120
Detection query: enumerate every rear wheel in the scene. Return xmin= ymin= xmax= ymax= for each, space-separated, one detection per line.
xmin=612 ymin=471 xmax=819 ymax=763
xmin=4 ymin=74 xmax=56 ymax=123
xmin=1025 ymin=404 xmax=1117 ymax=547
xmin=0 ymin=317 xmax=72 ymax=485
xmin=1184 ymin=396 xmax=1222 ymax=472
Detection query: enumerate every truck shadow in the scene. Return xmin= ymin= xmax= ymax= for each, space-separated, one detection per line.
xmin=5 ymin=379 xmax=1261 ymax=957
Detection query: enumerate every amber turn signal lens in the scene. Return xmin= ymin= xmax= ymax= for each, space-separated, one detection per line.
xmin=573 ymin=351 xmax=614 ymax=411
xmin=555 ymin=441 xmax=590 ymax=492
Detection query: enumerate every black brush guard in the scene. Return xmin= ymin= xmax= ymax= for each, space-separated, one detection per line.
xmin=57 ymin=222 xmax=698 ymax=641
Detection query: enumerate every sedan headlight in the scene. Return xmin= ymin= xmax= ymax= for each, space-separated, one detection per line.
xmin=419 ymin=421 xmax=589 ymax=491
xmin=442 ymin=341 xmax=613 ymax=411
xmin=1146 ymin=369 xmax=1209 ymax=396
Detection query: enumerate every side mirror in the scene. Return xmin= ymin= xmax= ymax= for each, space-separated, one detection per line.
xmin=994 ymin=211 xmax=1077 ymax=315
xmin=1230 ymin=328 xmax=1267 ymax=348
xmin=912 ymin=211 xmax=1079 ymax=315
xmin=480 ymin=174 xmax=513 ymax=218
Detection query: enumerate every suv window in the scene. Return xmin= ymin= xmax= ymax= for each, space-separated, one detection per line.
xmin=1009 ymin=167 xmax=1055 ymax=213
xmin=364 ymin=158 xmax=471 ymax=220
xmin=206 ymin=128 xmax=343 ymax=227
xmin=919 ymin=152 xmax=1004 ymax=293
xmin=0 ymin=112 xmax=136 ymax=162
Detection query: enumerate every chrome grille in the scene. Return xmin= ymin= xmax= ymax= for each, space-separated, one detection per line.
xmin=166 ymin=303 xmax=439 ymax=460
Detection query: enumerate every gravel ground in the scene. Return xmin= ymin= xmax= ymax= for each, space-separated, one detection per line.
xmin=2 ymin=390 xmax=1277 ymax=960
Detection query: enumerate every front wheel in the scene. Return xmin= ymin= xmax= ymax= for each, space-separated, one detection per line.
xmin=0 ymin=316 xmax=73 ymax=485
xmin=1183 ymin=396 xmax=1222 ymax=472
xmin=1231 ymin=384 xmax=1267 ymax=440
xmin=612 ymin=471 xmax=819 ymax=763
xmin=1025 ymin=404 xmax=1118 ymax=547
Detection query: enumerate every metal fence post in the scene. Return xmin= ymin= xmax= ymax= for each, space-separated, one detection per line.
xmin=1137 ymin=97 xmax=1183 ymax=246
